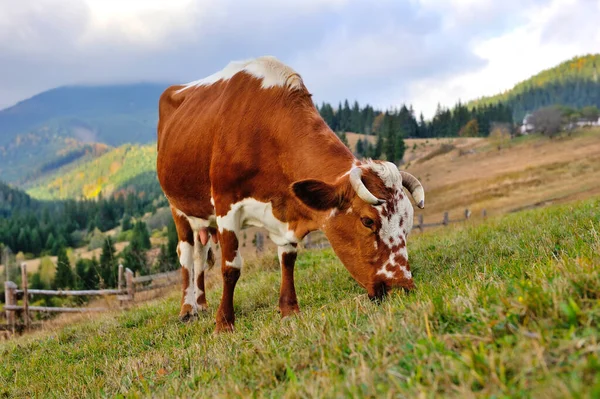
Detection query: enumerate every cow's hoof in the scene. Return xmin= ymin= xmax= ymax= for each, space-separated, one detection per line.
xmin=179 ymin=304 xmax=198 ymax=322
xmin=197 ymin=303 xmax=209 ymax=313
xmin=279 ymin=301 xmax=300 ymax=318
xmin=279 ymin=305 xmax=300 ymax=318
xmin=214 ymin=322 xmax=235 ymax=334
xmin=197 ymin=300 xmax=209 ymax=313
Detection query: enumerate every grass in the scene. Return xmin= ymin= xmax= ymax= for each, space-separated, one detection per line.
xmin=1 ymin=198 xmax=599 ymax=398
xmin=416 ymin=143 xmax=456 ymax=164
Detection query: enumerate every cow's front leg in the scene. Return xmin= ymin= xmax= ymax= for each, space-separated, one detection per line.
xmin=215 ymin=228 xmax=242 ymax=333
xmin=278 ymin=243 xmax=300 ymax=317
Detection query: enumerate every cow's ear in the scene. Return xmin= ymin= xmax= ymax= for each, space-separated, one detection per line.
xmin=291 ymin=179 xmax=344 ymax=211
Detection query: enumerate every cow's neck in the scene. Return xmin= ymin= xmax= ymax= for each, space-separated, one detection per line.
xmin=286 ymin=125 xmax=357 ymax=184
xmin=283 ymin=124 xmax=358 ymax=239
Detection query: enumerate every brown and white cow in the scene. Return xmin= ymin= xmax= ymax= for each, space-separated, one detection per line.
xmin=157 ymin=56 xmax=425 ymax=332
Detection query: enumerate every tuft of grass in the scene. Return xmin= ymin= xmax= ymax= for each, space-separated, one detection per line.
xmin=1 ymin=199 xmax=599 ymax=398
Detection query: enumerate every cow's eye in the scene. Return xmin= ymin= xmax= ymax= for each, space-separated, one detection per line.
xmin=361 ymin=217 xmax=374 ymax=228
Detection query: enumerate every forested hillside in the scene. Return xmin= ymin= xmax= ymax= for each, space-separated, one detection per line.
xmin=318 ymin=100 xmax=512 ymax=138
xmin=0 ymin=180 xmax=163 ymax=258
xmin=470 ymin=54 xmax=600 ymax=121
xmin=26 ymin=144 xmax=158 ymax=200
xmin=317 ymin=100 xmax=512 ymax=161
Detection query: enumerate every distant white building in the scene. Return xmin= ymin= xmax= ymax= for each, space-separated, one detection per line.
xmin=520 ymin=113 xmax=535 ymax=134
xmin=575 ymin=117 xmax=600 ymax=127
xmin=521 ymin=112 xmax=600 ymax=134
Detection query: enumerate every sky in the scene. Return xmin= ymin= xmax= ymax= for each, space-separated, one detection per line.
xmin=0 ymin=0 xmax=599 ymax=118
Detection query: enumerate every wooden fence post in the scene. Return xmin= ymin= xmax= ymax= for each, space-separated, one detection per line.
xmin=126 ymin=268 xmax=135 ymax=302
xmin=20 ymin=263 xmax=30 ymax=331
xmin=465 ymin=209 xmax=471 ymax=220
xmin=443 ymin=212 xmax=449 ymax=226
xmin=118 ymin=264 xmax=124 ymax=291
xmin=255 ymin=232 xmax=264 ymax=253
xmin=418 ymin=215 xmax=424 ymax=232
xmin=4 ymin=281 xmax=17 ymax=334
xmin=482 ymin=209 xmax=487 ymax=218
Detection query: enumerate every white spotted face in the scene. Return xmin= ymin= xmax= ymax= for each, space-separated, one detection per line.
xmin=321 ymin=161 xmax=420 ymax=301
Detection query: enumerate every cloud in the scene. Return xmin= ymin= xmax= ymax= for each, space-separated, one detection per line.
xmin=408 ymin=0 xmax=600 ymax=117
xmin=0 ymin=0 xmax=598 ymax=118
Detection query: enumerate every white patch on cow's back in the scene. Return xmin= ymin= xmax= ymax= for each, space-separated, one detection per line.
xmin=178 ymin=56 xmax=303 ymax=92
xmin=216 ymin=198 xmax=299 ymax=248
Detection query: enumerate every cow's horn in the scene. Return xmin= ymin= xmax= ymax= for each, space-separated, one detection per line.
xmin=400 ymin=171 xmax=425 ymax=209
xmin=349 ymin=167 xmax=385 ymax=205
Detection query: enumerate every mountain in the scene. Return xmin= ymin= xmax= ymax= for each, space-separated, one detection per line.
xmin=0 ymin=83 xmax=168 ymax=146
xmin=0 ymin=83 xmax=168 ymax=183
xmin=469 ymin=54 xmax=600 ymax=121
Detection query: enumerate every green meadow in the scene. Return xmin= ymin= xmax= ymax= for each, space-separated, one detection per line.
xmin=1 ymin=198 xmax=599 ymax=398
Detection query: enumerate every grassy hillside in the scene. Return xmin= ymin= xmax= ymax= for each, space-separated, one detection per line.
xmin=0 ymin=126 xmax=111 ymax=184
xmin=1 ymin=198 xmax=598 ymax=397
xmin=469 ymin=54 xmax=600 ymax=121
xmin=404 ymin=128 xmax=600 ymax=225
xmin=26 ymin=143 xmax=157 ymax=200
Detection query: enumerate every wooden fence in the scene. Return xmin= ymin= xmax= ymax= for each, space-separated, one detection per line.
xmin=413 ymin=208 xmax=486 ymax=232
xmin=3 ymin=264 xmax=180 ymax=334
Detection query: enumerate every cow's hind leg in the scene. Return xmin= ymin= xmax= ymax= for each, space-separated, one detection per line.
xmin=278 ymin=243 xmax=300 ymax=317
xmin=171 ymin=208 xmax=197 ymax=322
xmin=193 ymin=228 xmax=217 ymax=311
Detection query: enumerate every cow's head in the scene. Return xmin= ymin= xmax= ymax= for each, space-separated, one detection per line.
xmin=292 ymin=161 xmax=424 ymax=301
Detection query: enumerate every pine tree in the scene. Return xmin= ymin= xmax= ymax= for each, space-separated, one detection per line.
xmin=99 ymin=236 xmax=117 ymax=288
xmin=154 ymin=244 xmax=173 ymax=273
xmin=30 ymin=228 xmax=42 ymax=256
xmin=54 ymin=246 xmax=74 ymax=289
xmin=395 ymin=132 xmax=406 ymax=164
xmin=339 ymin=132 xmax=350 ymax=148
xmin=167 ymin=220 xmax=179 ymax=266
xmin=85 ymin=257 xmax=101 ymax=290
xmin=121 ymin=214 xmax=133 ymax=231
xmin=131 ymin=221 xmax=151 ymax=250
xmin=121 ymin=239 xmax=148 ymax=276
xmin=356 ymin=138 xmax=365 ymax=157
xmin=384 ymin=114 xmax=396 ymax=162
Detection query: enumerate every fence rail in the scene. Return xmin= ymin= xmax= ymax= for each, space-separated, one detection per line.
xmin=3 ymin=263 xmax=181 ymax=335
